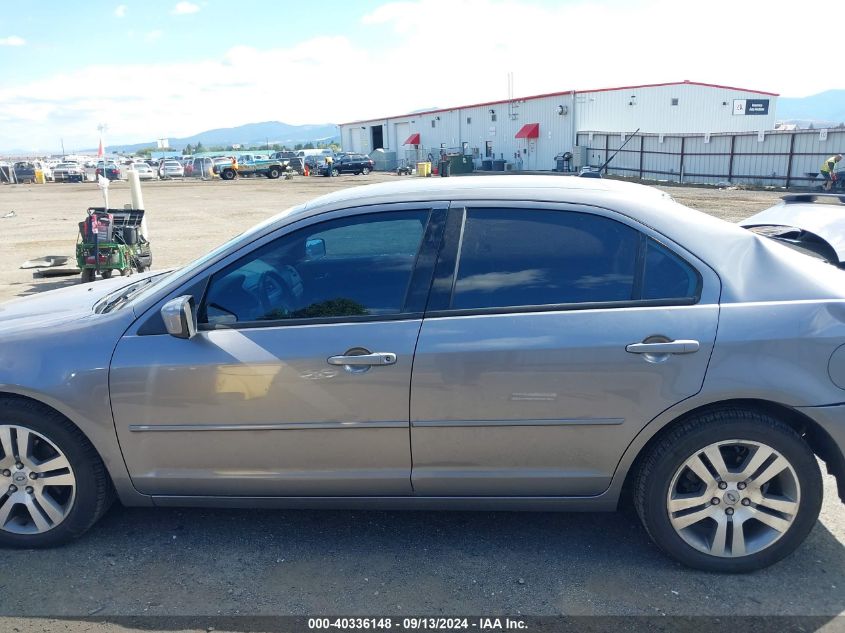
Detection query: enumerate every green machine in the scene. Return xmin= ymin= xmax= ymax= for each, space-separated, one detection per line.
xmin=76 ymin=207 xmax=152 ymax=282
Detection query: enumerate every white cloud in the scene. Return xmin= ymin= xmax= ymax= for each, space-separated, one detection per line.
xmin=114 ymin=4 xmax=127 ymax=17
xmin=0 ymin=36 xmax=26 ymax=46
xmin=0 ymin=0 xmax=830 ymax=151
xmin=171 ymin=1 xmax=200 ymax=14
xmin=145 ymin=30 xmax=163 ymax=42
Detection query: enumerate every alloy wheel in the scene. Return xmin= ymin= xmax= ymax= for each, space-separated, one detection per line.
xmin=666 ymin=439 xmax=800 ymax=558
xmin=0 ymin=425 xmax=76 ymax=534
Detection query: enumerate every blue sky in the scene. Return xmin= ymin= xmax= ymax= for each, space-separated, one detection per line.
xmin=0 ymin=0 xmax=829 ymax=152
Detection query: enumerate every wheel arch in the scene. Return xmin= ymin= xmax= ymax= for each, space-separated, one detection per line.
xmin=619 ymin=398 xmax=845 ymax=507
xmin=0 ymin=390 xmax=151 ymax=506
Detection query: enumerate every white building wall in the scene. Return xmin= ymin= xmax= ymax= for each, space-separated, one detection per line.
xmin=575 ymin=84 xmax=777 ymax=134
xmin=340 ymin=83 xmax=778 ymax=171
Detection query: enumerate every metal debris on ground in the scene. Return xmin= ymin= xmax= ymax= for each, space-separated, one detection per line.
xmin=20 ymin=256 xmax=70 ymax=269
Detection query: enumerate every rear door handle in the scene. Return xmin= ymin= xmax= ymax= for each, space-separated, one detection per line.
xmin=626 ymin=340 xmax=700 ymax=354
xmin=327 ymin=352 xmax=397 ymax=366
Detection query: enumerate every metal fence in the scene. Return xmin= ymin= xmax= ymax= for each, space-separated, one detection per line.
xmin=576 ymin=128 xmax=845 ymax=189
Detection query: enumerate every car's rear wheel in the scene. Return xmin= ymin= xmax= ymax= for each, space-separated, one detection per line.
xmin=634 ymin=408 xmax=822 ymax=572
xmin=0 ymin=399 xmax=113 ymax=548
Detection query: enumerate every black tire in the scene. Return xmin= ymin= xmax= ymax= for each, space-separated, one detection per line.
xmin=332 ymin=168 xmax=339 ymax=177
xmin=633 ymin=408 xmax=822 ymax=572
xmin=361 ymin=167 xmax=370 ymax=175
xmin=220 ymin=168 xmax=236 ymax=181
xmin=267 ymin=167 xmax=281 ymax=179
xmin=79 ymin=268 xmax=94 ymax=283
xmin=101 ymin=269 xmax=113 ymax=279
xmin=0 ymin=398 xmax=114 ymax=548
xmin=119 ymin=267 xmax=131 ymax=277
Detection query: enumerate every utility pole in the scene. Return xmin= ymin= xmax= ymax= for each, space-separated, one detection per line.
xmin=60 ymin=138 xmax=65 ymax=157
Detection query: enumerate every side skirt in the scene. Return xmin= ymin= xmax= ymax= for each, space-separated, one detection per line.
xmin=150 ymin=495 xmax=619 ymax=512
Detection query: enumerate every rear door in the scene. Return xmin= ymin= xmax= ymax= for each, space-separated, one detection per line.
xmin=410 ymin=203 xmax=720 ymax=496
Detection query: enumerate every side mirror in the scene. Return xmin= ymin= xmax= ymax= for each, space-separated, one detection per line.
xmin=305 ymin=238 xmax=326 ymax=259
xmin=161 ymin=295 xmax=197 ymax=339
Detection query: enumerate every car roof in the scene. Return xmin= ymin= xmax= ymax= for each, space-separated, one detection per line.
xmin=300 ymin=175 xmax=669 ymax=211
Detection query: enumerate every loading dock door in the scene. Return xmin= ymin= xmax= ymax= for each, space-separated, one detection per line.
xmin=372 ymin=125 xmax=384 ymax=150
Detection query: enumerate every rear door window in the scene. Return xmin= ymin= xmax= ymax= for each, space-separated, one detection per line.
xmin=451 ymin=208 xmax=639 ymax=310
xmin=448 ymin=208 xmax=700 ymax=311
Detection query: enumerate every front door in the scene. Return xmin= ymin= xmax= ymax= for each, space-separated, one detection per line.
xmin=410 ymin=205 xmax=720 ymax=496
xmin=111 ymin=208 xmax=443 ymax=496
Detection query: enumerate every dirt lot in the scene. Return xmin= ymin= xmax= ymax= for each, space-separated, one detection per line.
xmin=0 ymin=173 xmax=786 ymax=304
xmin=0 ymin=175 xmax=842 ymax=630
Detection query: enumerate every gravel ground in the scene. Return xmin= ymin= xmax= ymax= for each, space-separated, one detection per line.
xmin=0 ymin=174 xmax=841 ymax=631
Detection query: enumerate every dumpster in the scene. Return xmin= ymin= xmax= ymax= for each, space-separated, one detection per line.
xmin=448 ymin=154 xmax=474 ymax=175
xmin=492 ymin=159 xmax=506 ymax=171
xmin=481 ymin=159 xmax=493 ymax=171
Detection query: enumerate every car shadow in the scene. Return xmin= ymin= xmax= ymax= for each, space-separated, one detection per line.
xmin=1 ymin=505 xmax=843 ymax=624
xmin=12 ymin=277 xmax=80 ymax=296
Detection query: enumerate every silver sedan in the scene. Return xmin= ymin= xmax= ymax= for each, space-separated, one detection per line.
xmin=1 ymin=176 xmax=843 ymax=572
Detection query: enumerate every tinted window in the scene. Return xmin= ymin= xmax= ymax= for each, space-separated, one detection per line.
xmin=452 ymin=209 xmax=639 ymax=310
xmin=202 ymin=211 xmax=429 ymax=325
xmin=642 ymin=238 xmax=700 ymax=300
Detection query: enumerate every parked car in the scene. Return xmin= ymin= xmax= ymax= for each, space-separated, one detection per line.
xmin=128 ymin=162 xmax=157 ymax=181
xmin=32 ymin=160 xmax=53 ymax=182
xmin=158 ymin=160 xmax=184 ymax=179
xmin=739 ymin=193 xmax=845 ymax=268
xmin=186 ymin=157 xmax=214 ymax=179
xmin=52 ymin=162 xmax=86 ymax=183
xmin=321 ymin=153 xmax=374 ymax=176
xmin=211 ymin=157 xmax=235 ymax=176
xmin=286 ymin=157 xmax=305 ymax=174
xmin=12 ymin=161 xmax=36 ymax=183
xmin=95 ymin=162 xmax=122 ymax=181
xmin=1 ymin=176 xmax=844 ymax=573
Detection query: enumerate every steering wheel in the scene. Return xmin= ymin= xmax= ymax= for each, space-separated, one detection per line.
xmin=258 ymin=270 xmax=296 ymax=319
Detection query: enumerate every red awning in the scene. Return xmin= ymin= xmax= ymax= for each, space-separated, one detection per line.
xmin=515 ymin=123 xmax=540 ymax=139
xmin=403 ymin=133 xmax=421 ymax=145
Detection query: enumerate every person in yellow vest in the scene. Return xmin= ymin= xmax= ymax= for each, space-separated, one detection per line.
xmin=821 ymin=154 xmax=842 ymax=191
xmin=325 ymin=155 xmax=334 ymax=177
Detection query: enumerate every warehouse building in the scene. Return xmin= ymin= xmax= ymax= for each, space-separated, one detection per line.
xmin=340 ymin=80 xmax=779 ymax=173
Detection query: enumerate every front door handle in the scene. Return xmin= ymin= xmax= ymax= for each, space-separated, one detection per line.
xmin=626 ymin=340 xmax=700 ymax=354
xmin=327 ymin=352 xmax=397 ymax=366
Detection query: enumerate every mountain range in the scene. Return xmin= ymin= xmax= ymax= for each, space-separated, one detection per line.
xmin=109 ymin=121 xmax=340 ymax=153
xmin=776 ymin=90 xmax=845 ymax=127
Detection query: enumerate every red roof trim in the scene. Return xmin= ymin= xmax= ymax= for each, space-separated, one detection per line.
xmin=403 ymin=133 xmax=421 ymax=145
xmin=515 ymin=123 xmax=540 ymax=139
xmin=340 ymin=80 xmax=779 ymax=125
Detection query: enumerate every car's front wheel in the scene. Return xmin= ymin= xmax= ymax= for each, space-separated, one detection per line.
xmin=0 ymin=398 xmax=113 ymax=548
xmin=634 ymin=408 xmax=822 ymax=572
